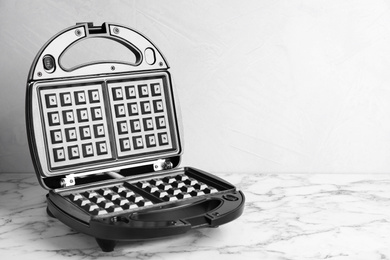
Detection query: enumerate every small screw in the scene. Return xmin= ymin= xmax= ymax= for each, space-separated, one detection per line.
xmin=37 ymin=72 xmax=42 ymax=77
xmin=75 ymin=29 xmax=82 ymax=36
xmin=113 ymin=27 xmax=120 ymax=34
xmin=159 ymin=62 xmax=163 ymax=67
xmin=111 ymin=66 xmax=115 ymax=71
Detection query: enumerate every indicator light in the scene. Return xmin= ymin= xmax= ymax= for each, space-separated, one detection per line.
xmin=43 ymin=55 xmax=55 ymax=72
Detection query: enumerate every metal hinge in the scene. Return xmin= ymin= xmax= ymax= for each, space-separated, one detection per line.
xmin=153 ymin=159 xmax=173 ymax=171
xmin=60 ymin=174 xmax=76 ymax=187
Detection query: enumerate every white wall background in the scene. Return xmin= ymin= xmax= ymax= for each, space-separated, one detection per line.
xmin=1 ymin=0 xmax=390 ymax=174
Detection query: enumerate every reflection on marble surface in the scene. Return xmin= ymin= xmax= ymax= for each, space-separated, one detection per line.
xmin=1 ymin=172 xmax=390 ymax=259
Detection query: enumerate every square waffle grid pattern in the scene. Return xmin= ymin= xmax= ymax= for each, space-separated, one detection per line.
xmin=65 ymin=173 xmax=219 ymax=216
xmin=134 ymin=173 xmax=219 ymax=202
xmin=67 ymin=185 xmax=153 ymax=215
xmin=107 ymin=78 xmax=174 ymax=158
xmin=39 ymin=84 xmax=113 ymax=169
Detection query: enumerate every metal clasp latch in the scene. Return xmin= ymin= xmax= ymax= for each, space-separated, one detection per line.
xmin=60 ymin=174 xmax=76 ymax=187
xmin=153 ymin=159 xmax=173 ymax=171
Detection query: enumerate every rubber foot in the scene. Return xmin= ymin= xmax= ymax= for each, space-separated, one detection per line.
xmin=96 ymin=238 xmax=117 ymax=252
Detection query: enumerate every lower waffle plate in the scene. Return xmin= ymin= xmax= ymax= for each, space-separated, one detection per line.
xmin=50 ymin=167 xmax=233 ymax=223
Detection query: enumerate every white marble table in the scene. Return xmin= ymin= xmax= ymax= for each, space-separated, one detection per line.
xmin=1 ymin=172 xmax=390 ymax=259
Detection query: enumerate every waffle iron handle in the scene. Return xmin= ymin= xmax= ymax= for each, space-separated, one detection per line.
xmin=131 ymin=192 xmax=244 ymax=227
xmin=28 ymin=22 xmax=169 ymax=81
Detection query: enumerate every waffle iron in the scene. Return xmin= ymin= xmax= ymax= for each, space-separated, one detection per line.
xmin=25 ymin=22 xmax=244 ymax=252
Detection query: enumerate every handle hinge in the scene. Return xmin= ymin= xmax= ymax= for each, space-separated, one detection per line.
xmin=153 ymin=159 xmax=173 ymax=171
xmin=60 ymin=174 xmax=76 ymax=187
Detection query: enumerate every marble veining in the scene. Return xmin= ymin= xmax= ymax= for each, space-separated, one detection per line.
xmin=1 ymin=172 xmax=390 ymax=259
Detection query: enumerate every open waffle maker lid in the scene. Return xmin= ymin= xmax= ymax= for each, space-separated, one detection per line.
xmin=26 ymin=23 xmax=183 ymax=189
